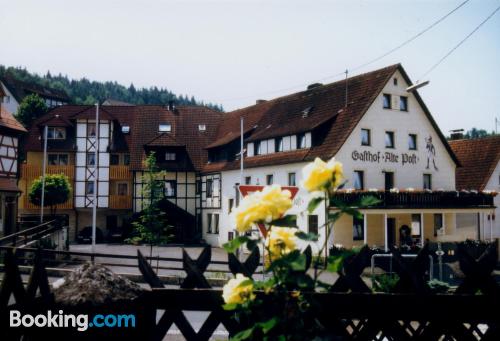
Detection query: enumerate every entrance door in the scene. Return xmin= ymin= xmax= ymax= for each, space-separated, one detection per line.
xmin=106 ymin=215 xmax=118 ymax=230
xmin=387 ymin=217 xmax=396 ymax=248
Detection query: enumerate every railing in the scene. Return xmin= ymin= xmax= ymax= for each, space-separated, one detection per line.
xmin=109 ymin=194 xmax=132 ymax=209
xmin=21 ymin=164 xmax=74 ymax=179
xmin=331 ymin=190 xmax=496 ymax=209
xmin=0 ymin=219 xmax=63 ymax=247
xmin=23 ymin=196 xmax=73 ymax=210
xmin=109 ymin=165 xmax=130 ymax=179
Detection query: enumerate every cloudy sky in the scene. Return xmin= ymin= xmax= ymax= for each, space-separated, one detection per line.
xmin=1 ymin=0 xmax=499 ymax=133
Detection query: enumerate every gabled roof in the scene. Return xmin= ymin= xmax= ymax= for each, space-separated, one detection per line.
xmin=0 ymin=106 xmax=27 ymax=133
xmin=202 ymin=63 xmax=460 ymax=173
xmin=102 ymin=98 xmax=133 ymax=106
xmin=0 ymin=85 xmax=5 ymax=97
xmin=0 ymin=75 xmax=70 ymax=103
xmin=449 ymin=136 xmax=500 ymax=190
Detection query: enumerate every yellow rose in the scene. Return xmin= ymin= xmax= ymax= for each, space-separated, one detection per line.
xmin=232 ymin=185 xmax=292 ymax=232
xmin=222 ymin=273 xmax=255 ymax=305
xmin=301 ymin=157 xmax=344 ymax=192
xmin=265 ymin=226 xmax=298 ymax=261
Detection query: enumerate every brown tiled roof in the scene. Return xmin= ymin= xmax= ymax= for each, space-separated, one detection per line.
xmin=22 ymin=104 xmax=224 ymax=172
xmin=0 ymin=75 xmax=70 ymax=103
xmin=0 ymin=178 xmax=21 ymax=192
xmin=449 ymin=136 xmax=500 ymax=190
xmin=0 ymin=106 xmax=27 ymax=133
xmin=203 ymin=64 xmax=459 ymax=173
xmin=0 ymin=86 xmax=5 ymax=97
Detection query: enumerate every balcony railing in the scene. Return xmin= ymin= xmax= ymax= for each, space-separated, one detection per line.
xmin=110 ymin=165 xmax=130 ymax=180
xmin=109 ymin=195 xmax=132 ymax=209
xmin=330 ymin=190 xmax=496 ymax=209
xmin=21 ymin=164 xmax=74 ymax=180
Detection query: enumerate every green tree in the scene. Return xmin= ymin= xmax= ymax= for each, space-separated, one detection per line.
xmin=464 ymin=127 xmax=495 ymax=139
xmin=126 ymin=152 xmax=174 ymax=259
xmin=28 ymin=174 xmax=71 ymax=216
xmin=15 ymin=94 xmax=48 ymax=127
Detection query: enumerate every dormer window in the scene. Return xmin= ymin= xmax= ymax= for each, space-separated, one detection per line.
xmin=159 ymin=123 xmax=171 ymax=132
xmin=255 ymin=141 xmax=262 ymax=155
xmin=165 ymin=152 xmax=176 ymax=161
xmin=297 ymin=133 xmax=306 ymax=149
xmin=198 ymin=124 xmax=206 ymax=131
xmin=121 ymin=125 xmax=130 ymax=134
xmin=275 ymin=137 xmax=283 ymax=152
xmin=47 ymin=127 xmax=66 ymax=140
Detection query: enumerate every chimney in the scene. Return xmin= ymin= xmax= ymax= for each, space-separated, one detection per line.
xmin=449 ymin=129 xmax=464 ymax=140
xmin=307 ymin=83 xmax=323 ymax=90
xmin=256 ymin=99 xmax=266 ymax=104
xmin=167 ymin=100 xmax=176 ymax=111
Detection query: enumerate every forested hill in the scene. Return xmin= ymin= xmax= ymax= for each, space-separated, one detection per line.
xmin=0 ymin=65 xmax=223 ymax=111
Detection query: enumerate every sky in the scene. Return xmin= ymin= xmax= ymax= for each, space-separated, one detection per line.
xmin=0 ymin=0 xmax=499 ymax=134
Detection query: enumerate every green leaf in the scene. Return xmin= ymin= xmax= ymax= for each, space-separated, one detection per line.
xmin=259 ymin=317 xmax=279 ymax=334
xmin=296 ymin=231 xmax=319 ymax=241
xmin=326 ymin=255 xmax=344 ymax=273
xmin=223 ymin=236 xmax=249 ymax=253
xmin=307 ymin=196 xmax=324 ymax=213
xmin=246 ymin=238 xmax=258 ymax=251
xmin=290 ymin=253 xmax=307 ymax=271
xmin=270 ymin=215 xmax=297 ymax=227
xmin=237 ymin=279 xmax=253 ymax=288
xmin=328 ymin=212 xmax=341 ymax=222
xmin=222 ymin=303 xmax=238 ymax=311
xmin=232 ymin=327 xmax=255 ymax=341
xmin=359 ymin=195 xmax=382 ymax=207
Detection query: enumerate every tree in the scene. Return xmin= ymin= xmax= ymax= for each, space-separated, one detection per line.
xmin=15 ymin=94 xmax=48 ymax=127
xmin=464 ymin=128 xmax=495 ymax=139
xmin=28 ymin=174 xmax=71 ymax=216
xmin=126 ymin=152 xmax=174 ymax=259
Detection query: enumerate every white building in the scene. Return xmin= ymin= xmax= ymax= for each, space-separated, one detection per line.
xmin=201 ymin=64 xmax=496 ymax=250
xmin=449 ymin=136 xmax=500 ymax=239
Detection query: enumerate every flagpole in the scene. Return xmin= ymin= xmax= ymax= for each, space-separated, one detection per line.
xmin=40 ymin=125 xmax=48 ymax=223
xmin=91 ymin=103 xmax=99 ymax=257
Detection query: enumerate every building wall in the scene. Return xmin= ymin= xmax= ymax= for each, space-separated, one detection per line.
xmin=484 ymin=161 xmax=500 ymax=238
xmin=0 ymin=84 xmax=19 ymax=114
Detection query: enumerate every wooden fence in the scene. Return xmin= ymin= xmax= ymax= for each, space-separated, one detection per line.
xmin=1 ymin=242 xmax=499 ymax=340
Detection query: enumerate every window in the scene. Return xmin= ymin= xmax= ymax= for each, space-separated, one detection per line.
xmin=47 ymin=127 xmax=66 ymax=140
xmin=86 ymin=153 xmax=96 ymax=166
xmin=434 ymin=213 xmax=443 ymax=237
xmin=48 ymin=154 xmax=68 ymax=165
xmin=85 ymin=182 xmax=94 ymax=195
xmin=206 ymin=179 xmax=213 ymax=198
xmin=399 ymin=96 xmax=408 ymax=111
xmin=383 ymin=94 xmax=391 ymax=109
xmin=385 ymin=131 xmax=395 ymax=148
xmin=408 ymin=134 xmax=417 ymax=150
xmin=228 ymin=199 xmax=234 ymax=213
xmin=288 ymin=172 xmax=296 ymax=186
xmin=255 ymin=141 xmax=261 ymax=155
xmin=393 ymin=78 xmax=398 ymax=86
xmin=411 ymin=214 xmax=421 ymax=236
xmin=87 ymin=123 xmax=96 ymax=137
xmin=275 ymin=137 xmax=283 ymax=152
xmin=165 ymin=152 xmax=176 ymax=161
xmin=266 ymin=174 xmax=274 ymax=185
xmin=117 ymin=183 xmax=128 ymax=196
xmin=353 ymin=171 xmax=364 ymax=190
xmin=214 ymin=214 xmax=220 ymax=234
xmin=361 ymin=129 xmax=371 ymax=146
xmin=308 ymin=215 xmax=318 ymax=235
xmin=207 ymin=213 xmax=213 ymax=233
xmin=159 ymin=123 xmax=171 ymax=132
xmin=164 ymin=180 xmax=176 ymax=197
xmin=123 ymin=154 xmax=130 ymax=165
xmin=245 ymin=176 xmax=251 ymax=185
xmin=423 ymin=174 xmax=432 ymax=190
xmin=353 ymin=215 xmax=364 ymax=241
xmin=384 ymin=171 xmax=394 ymax=191
xmin=110 ymin=154 xmax=120 ymax=165
xmin=198 ymin=124 xmax=206 ymax=131
xmin=196 ymin=180 xmax=201 ymax=194
xmin=121 ymin=125 xmax=130 ymax=134
xmin=297 ymin=133 xmax=306 ymax=149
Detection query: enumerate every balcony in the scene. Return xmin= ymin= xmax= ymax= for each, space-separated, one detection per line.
xmin=110 ymin=165 xmax=131 ymax=180
xmin=21 ymin=164 xmax=74 ymax=180
xmin=109 ymin=195 xmax=132 ymax=209
xmin=330 ymin=190 xmax=496 ymax=210
xmin=23 ymin=197 xmax=73 ymax=210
